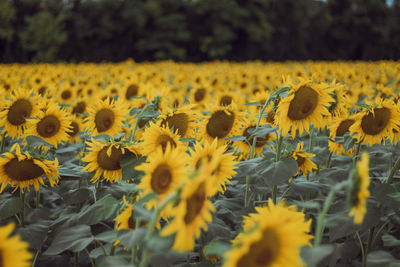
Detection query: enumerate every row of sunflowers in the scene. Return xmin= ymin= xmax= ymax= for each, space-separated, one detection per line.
xmin=0 ymin=60 xmax=400 ymax=267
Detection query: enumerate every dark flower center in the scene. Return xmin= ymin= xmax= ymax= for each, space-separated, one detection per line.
xmin=360 ymin=107 xmax=391 ymax=135
xmin=184 ymin=182 xmax=206 ymax=224
xmin=4 ymin=158 xmax=45 ymax=181
xmin=97 ymin=146 xmax=122 ymax=170
xmin=287 ymin=86 xmax=319 ymax=120
xmin=37 ymin=115 xmax=61 ymax=137
xmin=206 ymin=110 xmax=235 ymax=139
xmin=95 ymin=109 xmax=115 ymax=133
xmin=161 ymin=113 xmax=189 ymax=136
xmin=7 ymin=99 xmax=33 ymax=126
xmin=151 ymin=163 xmax=172 ymax=194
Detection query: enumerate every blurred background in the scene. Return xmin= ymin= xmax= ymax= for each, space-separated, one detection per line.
xmin=1 ymin=0 xmax=400 ymax=63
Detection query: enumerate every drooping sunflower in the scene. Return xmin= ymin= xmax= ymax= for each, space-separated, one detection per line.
xmin=0 ymin=88 xmax=40 ymax=138
xmin=0 ymin=144 xmax=60 ymax=193
xmin=276 ymin=78 xmax=334 ymax=137
xmin=85 ymin=97 xmax=128 ymax=137
xmin=222 ymin=200 xmax=312 ymax=267
xmin=349 ymin=99 xmax=400 ymax=146
xmin=291 ymin=143 xmax=317 ymax=177
xmin=136 ymin=146 xmax=187 ymax=210
xmin=114 ymin=195 xmax=146 ymax=231
xmin=25 ymin=102 xmax=71 ymax=147
xmin=140 ymin=122 xmax=186 ymax=155
xmin=199 ymin=104 xmax=242 ymax=145
xmin=157 ymin=104 xmax=198 ymax=138
xmin=161 ymin=170 xmax=215 ymax=252
xmin=189 ymin=139 xmax=237 ymax=194
xmin=328 ymin=112 xmax=356 ymax=156
xmin=82 ymin=139 xmax=140 ymax=183
xmin=0 ymin=223 xmax=32 ymax=267
xmin=348 ymin=152 xmax=370 ymax=224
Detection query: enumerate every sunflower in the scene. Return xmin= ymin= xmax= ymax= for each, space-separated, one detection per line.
xmin=161 ymin=170 xmax=215 ymax=252
xmin=328 ymin=112 xmax=356 ymax=156
xmin=114 ymin=195 xmax=146 ymax=231
xmin=57 ymin=85 xmax=76 ymax=105
xmin=276 ymin=78 xmax=334 ymax=137
xmin=291 ymin=143 xmax=317 ymax=177
xmin=136 ymin=146 xmax=187 ymax=210
xmin=25 ymin=102 xmax=71 ymax=147
xmin=232 ymin=117 xmax=275 ymax=159
xmin=199 ymin=104 xmax=242 ymax=145
xmin=157 ymin=104 xmax=197 ymax=138
xmin=85 ymin=97 xmax=128 ymax=137
xmin=140 ymin=122 xmax=186 ymax=155
xmin=0 ymin=88 xmax=40 ymax=138
xmin=222 ymin=200 xmax=312 ymax=267
xmin=82 ymin=139 xmax=140 ymax=183
xmin=71 ymin=97 xmax=88 ymax=116
xmin=0 ymin=144 xmax=60 ymax=193
xmin=189 ymin=139 xmax=237 ymax=194
xmin=348 ymin=152 xmax=370 ymax=224
xmin=0 ymin=223 xmax=32 ymax=267
xmin=349 ymin=99 xmax=400 ymax=146
xmin=191 ymin=85 xmax=210 ymax=107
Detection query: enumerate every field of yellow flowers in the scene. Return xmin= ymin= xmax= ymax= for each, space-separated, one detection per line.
xmin=0 ymin=60 xmax=400 ymax=267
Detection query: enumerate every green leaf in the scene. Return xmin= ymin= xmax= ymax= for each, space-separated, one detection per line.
xmin=117 ymin=228 xmax=147 ymax=249
xmin=367 ymin=251 xmax=400 ymax=267
xmin=96 ymin=256 xmax=131 ymax=267
xmin=18 ymin=221 xmax=50 ymax=250
xmin=223 ymin=135 xmax=246 ymax=141
xmin=95 ymin=230 xmax=118 ymax=243
xmin=0 ymin=197 xmax=23 ymax=220
xmin=25 ymin=135 xmax=54 ymax=147
xmin=121 ymin=154 xmax=146 ymax=181
xmin=44 ymin=224 xmax=94 ymax=255
xmin=343 ymin=134 xmax=355 ymax=152
xmin=382 ymin=234 xmax=400 ymax=247
xmin=259 ymin=158 xmax=298 ymax=186
xmin=301 ymin=245 xmax=335 ymax=267
xmin=203 ymin=240 xmax=230 ymax=257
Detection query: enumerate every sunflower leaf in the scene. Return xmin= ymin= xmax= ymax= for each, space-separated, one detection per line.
xmin=301 ymin=245 xmax=335 ymax=267
xmin=382 ymin=234 xmax=400 ymax=247
xmin=203 ymin=240 xmax=230 ymax=257
xmin=25 ymin=135 xmax=54 ymax=147
xmin=224 ymin=135 xmax=246 ymax=141
xmin=0 ymin=197 xmax=23 ymax=220
xmin=117 ymin=228 xmax=147 ymax=249
xmin=258 ymin=157 xmax=298 ymax=186
xmin=43 ymin=224 xmax=94 ymax=255
xmin=367 ymin=251 xmax=400 ymax=267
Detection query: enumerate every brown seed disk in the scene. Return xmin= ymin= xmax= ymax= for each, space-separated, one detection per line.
xmin=156 ymin=134 xmax=177 ymax=153
xmin=335 ymin=119 xmax=355 ymax=136
xmin=161 ymin=113 xmax=189 ymax=136
xmin=36 ymin=115 xmax=61 ymax=137
xmin=7 ymin=99 xmax=33 ymax=126
xmin=95 ymin=109 xmax=115 ymax=132
xmin=4 ymin=158 xmax=45 ymax=181
xmin=361 ymin=107 xmax=391 ymax=135
xmin=150 ymin=163 xmax=172 ymax=194
xmin=97 ymin=146 xmax=122 ymax=170
xmin=184 ymin=182 xmax=206 ymax=224
xmin=287 ymin=86 xmax=319 ymax=120
xmin=206 ymin=110 xmax=235 ymax=139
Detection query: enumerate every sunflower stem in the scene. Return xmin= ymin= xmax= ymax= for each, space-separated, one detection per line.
xmin=352 ymin=142 xmax=362 ymax=167
xmin=386 ymin=156 xmax=400 ymax=184
xmin=370 ymin=220 xmax=390 ymax=250
xmin=139 ymin=192 xmax=179 ymax=267
xmin=308 ymin=127 xmax=314 ymax=153
xmin=275 ymin=135 xmax=283 ymax=162
xmin=355 ymin=231 xmax=366 ymax=267
xmin=314 ymin=181 xmax=347 ymax=246
xmin=272 ymin=185 xmax=277 ymax=204
xmin=84 ymin=249 xmax=95 ymax=267
xmin=20 ymin=190 xmax=25 ymax=227
xmin=35 ymin=188 xmax=40 ymax=208
xmin=366 ymin=227 xmax=375 ymax=254
xmin=0 ymin=132 xmax=5 ymax=153
xmin=326 ymin=151 xmax=333 ymax=168
xmin=244 ymin=175 xmax=251 ymax=207
xmin=279 ymin=186 xmax=291 ymax=202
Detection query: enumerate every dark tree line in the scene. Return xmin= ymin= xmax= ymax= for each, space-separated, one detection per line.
xmin=1 ymin=0 xmax=400 ymax=62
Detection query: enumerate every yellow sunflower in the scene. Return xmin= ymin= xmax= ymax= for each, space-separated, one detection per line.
xmin=114 ymin=195 xmax=146 ymax=231
xmin=25 ymin=102 xmax=71 ymax=147
xmin=85 ymin=97 xmax=128 ymax=137
xmin=0 ymin=223 xmax=32 ymax=267
xmin=140 ymin=122 xmax=186 ymax=155
xmin=328 ymin=112 xmax=356 ymax=156
xmin=67 ymin=115 xmax=84 ymax=143
xmin=157 ymin=104 xmax=198 ymax=138
xmin=349 ymin=99 xmax=400 ymax=146
xmin=199 ymin=104 xmax=242 ymax=145
xmin=57 ymin=85 xmax=76 ymax=105
xmin=291 ymin=143 xmax=317 ymax=177
xmin=191 ymin=85 xmax=210 ymax=107
xmin=136 ymin=145 xmax=187 ymax=210
xmin=161 ymin=170 xmax=215 ymax=252
xmin=232 ymin=116 xmax=275 ymax=159
xmin=0 ymin=144 xmax=60 ymax=193
xmin=0 ymin=88 xmax=40 ymax=138
xmin=189 ymin=139 xmax=237 ymax=194
xmin=82 ymin=139 xmax=140 ymax=183
xmin=276 ymin=78 xmax=334 ymax=137
xmin=348 ymin=152 xmax=370 ymax=224
xmin=223 ymin=200 xmax=312 ymax=267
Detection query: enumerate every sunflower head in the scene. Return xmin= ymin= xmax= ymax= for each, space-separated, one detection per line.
xmin=348 ymin=152 xmax=370 ymax=224
xmin=291 ymin=143 xmax=317 ymax=177
xmin=0 ymin=223 xmax=33 ymax=267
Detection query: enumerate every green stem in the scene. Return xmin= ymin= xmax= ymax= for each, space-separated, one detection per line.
xmin=1 ymin=132 xmax=6 ymax=153
xmin=139 ymin=193 xmax=179 ymax=267
xmin=275 ymin=135 xmax=283 ymax=162
xmin=366 ymin=227 xmax=375 ymax=254
xmin=84 ymin=249 xmax=95 ymax=267
xmin=132 ymin=247 xmax=136 ymax=265
xmin=20 ymin=190 xmax=25 ymax=227
xmin=272 ymin=185 xmax=277 ymax=204
xmin=35 ymin=188 xmax=40 ymax=208
xmin=74 ymin=252 xmax=79 ymax=267
xmin=244 ymin=175 xmax=251 ymax=207
xmin=326 ymin=152 xmax=333 ymax=168
xmin=370 ymin=220 xmax=390 ymax=250
xmin=279 ymin=186 xmax=291 ymax=202
xmin=308 ymin=127 xmax=314 ymax=153
xmin=31 ymin=250 xmax=40 ymax=267
xmin=355 ymin=232 xmax=366 ymax=267
xmin=352 ymin=142 xmax=362 ymax=167
xmin=314 ymin=181 xmax=347 ymax=246
xmin=95 ymin=240 xmax=107 ymax=256
xmin=386 ymin=156 xmax=400 ymax=184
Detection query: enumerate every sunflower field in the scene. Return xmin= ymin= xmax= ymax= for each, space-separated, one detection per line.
xmin=0 ymin=61 xmax=400 ymax=267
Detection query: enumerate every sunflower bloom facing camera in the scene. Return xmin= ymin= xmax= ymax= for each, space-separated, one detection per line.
xmin=0 ymin=223 xmax=32 ymax=267
xmin=348 ymin=152 xmax=370 ymax=224
xmin=276 ymin=78 xmax=333 ymax=137
xmin=0 ymin=144 xmax=60 ymax=193
xmin=223 ymin=200 xmax=312 ymax=267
